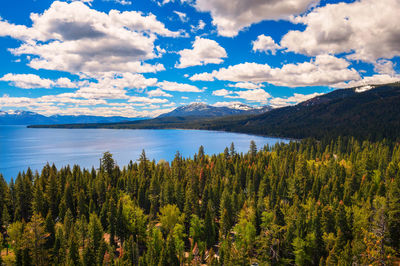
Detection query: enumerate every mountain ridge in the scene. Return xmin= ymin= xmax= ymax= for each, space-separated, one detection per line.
xmin=0 ymin=110 xmax=143 ymax=125
xmin=28 ymin=83 xmax=400 ymax=141
xmin=158 ymin=102 xmax=272 ymax=118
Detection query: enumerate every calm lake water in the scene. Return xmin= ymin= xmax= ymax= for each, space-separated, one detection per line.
xmin=0 ymin=125 xmax=289 ymax=182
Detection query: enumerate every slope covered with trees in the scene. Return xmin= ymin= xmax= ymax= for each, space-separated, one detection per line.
xmin=1 ymin=138 xmax=400 ymax=265
xmin=31 ymin=83 xmax=400 ymax=142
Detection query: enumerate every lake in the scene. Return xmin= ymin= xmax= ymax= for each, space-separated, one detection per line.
xmin=0 ymin=125 xmax=289 ymax=182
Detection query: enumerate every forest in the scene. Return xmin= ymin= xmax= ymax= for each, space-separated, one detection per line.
xmin=1 ymin=137 xmax=400 ymax=265
xmin=30 ymin=83 xmax=400 ymax=142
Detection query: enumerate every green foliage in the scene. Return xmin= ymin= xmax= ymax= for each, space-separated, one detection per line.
xmin=101 ymin=151 xmax=115 ymax=176
xmin=1 ymin=137 xmax=400 ymax=264
xmin=158 ymin=204 xmax=184 ymax=235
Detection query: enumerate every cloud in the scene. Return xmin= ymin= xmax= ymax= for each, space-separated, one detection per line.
xmin=128 ymin=96 xmax=168 ymax=104
xmin=147 ymin=88 xmax=173 ymax=97
xmin=280 ymin=0 xmax=400 ymax=62
xmin=70 ymin=0 xmax=93 ymax=3
xmin=1 ymin=1 xmax=181 ymax=75
xmin=0 ymin=94 xmax=106 ymax=109
xmin=157 ymin=0 xmax=191 ymax=6
xmin=333 ymin=74 xmax=400 ymax=89
xmin=228 ymin=82 xmax=263 ymax=90
xmin=213 ymin=88 xmax=270 ymax=103
xmin=269 ymin=92 xmax=323 ymax=108
xmin=374 ymin=60 xmax=397 ymax=76
xmin=191 ymin=20 xmax=206 ymax=32
xmin=0 ymin=92 xmax=173 ymax=117
xmin=233 ymin=89 xmax=271 ymax=103
xmin=71 ymin=73 xmax=158 ymax=99
xmin=174 ymin=11 xmax=188 ymax=22
xmin=212 ymin=101 xmax=245 ymax=108
xmin=0 ymin=73 xmax=77 ymax=89
xmin=190 ymin=72 xmax=215 ymax=81
xmin=252 ymin=35 xmax=281 ymax=55
xmin=158 ymin=81 xmax=202 ymax=92
xmin=162 ymin=102 xmax=176 ymax=107
xmin=191 ymin=54 xmax=360 ymax=87
xmin=113 ymin=0 xmax=132 ymax=5
xmin=176 ymin=37 xmax=227 ymax=68
xmin=194 ymin=0 xmax=318 ymax=37
xmin=68 ymin=0 xmax=93 ymax=6
xmin=212 ymin=89 xmax=230 ymax=96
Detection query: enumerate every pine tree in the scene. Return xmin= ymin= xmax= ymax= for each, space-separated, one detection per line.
xmin=219 ymin=189 xmax=233 ymax=236
xmin=387 ymin=177 xmax=400 ymax=249
xmin=101 ymin=151 xmax=115 ymax=177
xmin=249 ymin=140 xmax=257 ymax=158
xmin=44 ymin=211 xmax=55 ymax=250
xmin=68 ymin=233 xmax=80 ymax=266
xmin=204 ymin=202 xmax=216 ymax=248
xmin=25 ymin=213 xmax=47 ymax=265
xmin=15 ymin=173 xmax=33 ymax=221
xmin=46 ymin=172 xmax=59 ymax=219
xmin=198 ymin=145 xmax=205 ymax=162
xmin=230 ymin=142 xmax=236 ymax=156
xmin=116 ymin=200 xmax=126 ymax=246
xmin=122 ymin=235 xmax=138 ymax=265
xmin=88 ymin=213 xmax=104 ymax=254
xmin=159 ymin=234 xmax=178 ymax=266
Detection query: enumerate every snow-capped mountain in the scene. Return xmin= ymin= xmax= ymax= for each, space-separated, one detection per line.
xmin=158 ymin=102 xmax=272 ymax=118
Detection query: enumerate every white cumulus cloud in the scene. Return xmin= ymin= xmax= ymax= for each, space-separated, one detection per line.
xmin=269 ymin=92 xmax=323 ymax=108
xmin=213 ymin=88 xmax=270 ymax=104
xmin=252 ymin=35 xmax=281 ymax=55
xmin=0 ymin=1 xmax=181 ymax=75
xmin=147 ymin=88 xmax=173 ymax=97
xmin=228 ymin=82 xmax=263 ymax=90
xmin=334 ymin=74 xmax=400 ymax=89
xmin=158 ymin=81 xmax=202 ymax=92
xmin=0 ymin=73 xmax=77 ymax=89
xmin=194 ymin=0 xmax=319 ymax=37
xmin=176 ymin=37 xmax=227 ymax=68
xmin=174 ymin=11 xmax=188 ymax=22
xmin=280 ymin=0 xmax=400 ymax=62
xmin=191 ymin=54 xmax=360 ymax=87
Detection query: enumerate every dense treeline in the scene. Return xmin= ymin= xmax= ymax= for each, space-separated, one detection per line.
xmin=30 ymin=83 xmax=400 ymax=142
xmin=1 ymin=137 xmax=400 ymax=265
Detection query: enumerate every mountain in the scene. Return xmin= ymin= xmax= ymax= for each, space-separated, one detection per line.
xmin=197 ymin=82 xmax=400 ymax=140
xmin=29 ymin=83 xmax=400 ymax=141
xmin=158 ymin=102 xmax=272 ymax=118
xmin=0 ymin=110 xmax=141 ymax=125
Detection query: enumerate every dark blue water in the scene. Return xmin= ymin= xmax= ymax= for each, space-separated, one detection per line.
xmin=0 ymin=125 xmax=288 ymax=181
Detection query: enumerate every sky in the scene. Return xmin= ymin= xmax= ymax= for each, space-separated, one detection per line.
xmin=0 ymin=0 xmax=399 ymax=117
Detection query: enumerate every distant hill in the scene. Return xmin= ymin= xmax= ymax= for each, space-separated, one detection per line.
xmin=29 ymin=83 xmax=400 ymax=141
xmin=0 ymin=110 xmax=141 ymax=125
xmin=158 ymin=102 xmax=272 ymax=118
xmin=198 ymin=83 xmax=400 ymax=140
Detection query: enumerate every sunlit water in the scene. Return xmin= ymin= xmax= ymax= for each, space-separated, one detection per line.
xmin=0 ymin=125 xmax=289 ymax=182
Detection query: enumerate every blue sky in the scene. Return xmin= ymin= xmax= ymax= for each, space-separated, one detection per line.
xmin=0 ymin=0 xmax=399 ymax=117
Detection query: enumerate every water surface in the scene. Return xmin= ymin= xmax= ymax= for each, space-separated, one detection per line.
xmin=0 ymin=125 xmax=289 ymax=181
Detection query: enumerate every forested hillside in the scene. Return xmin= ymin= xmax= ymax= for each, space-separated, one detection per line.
xmin=32 ymin=83 xmax=400 ymax=142
xmin=1 ymin=138 xmax=400 ymax=265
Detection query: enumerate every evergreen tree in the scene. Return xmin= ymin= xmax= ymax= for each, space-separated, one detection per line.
xmin=101 ymin=151 xmax=115 ymax=176
xmin=25 ymin=213 xmax=47 ymax=266
xmin=1 ymin=138 xmax=400 ymax=264
xmin=159 ymin=234 xmax=178 ymax=266
xmin=230 ymin=142 xmax=236 ymax=157
xmin=68 ymin=232 xmax=80 ymax=266
xmin=249 ymin=140 xmax=257 ymax=158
